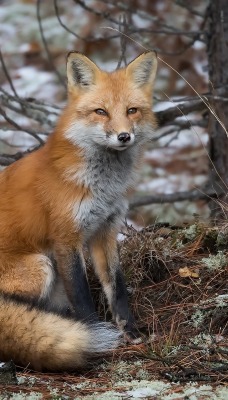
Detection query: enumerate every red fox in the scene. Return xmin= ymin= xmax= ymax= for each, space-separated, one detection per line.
xmin=0 ymin=51 xmax=157 ymax=371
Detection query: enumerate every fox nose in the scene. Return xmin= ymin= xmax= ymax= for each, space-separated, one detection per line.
xmin=118 ymin=132 xmax=131 ymax=143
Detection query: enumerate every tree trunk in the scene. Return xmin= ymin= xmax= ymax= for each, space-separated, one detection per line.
xmin=207 ymin=0 xmax=228 ymax=219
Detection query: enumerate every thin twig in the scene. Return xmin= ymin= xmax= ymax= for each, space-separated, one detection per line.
xmin=175 ymin=0 xmax=205 ymax=18
xmin=0 ymin=93 xmax=57 ymax=128
xmin=54 ymin=0 xmax=119 ymax=42
xmin=99 ymin=0 xmax=206 ymax=40
xmin=54 ymin=0 xmax=84 ymax=40
xmin=0 ymin=50 xmax=19 ymax=99
xmin=0 ymin=107 xmax=44 ymax=145
xmin=0 ymin=87 xmax=61 ymax=114
xmin=0 ymin=146 xmax=41 ymax=165
xmin=36 ymin=0 xmax=66 ymax=88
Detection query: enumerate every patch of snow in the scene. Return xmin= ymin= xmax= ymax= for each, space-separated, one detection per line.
xmin=154 ymin=101 xmax=174 ymax=112
xmin=126 ymin=386 xmax=163 ymax=398
xmin=193 ymin=40 xmax=205 ymax=50
xmin=132 ymin=13 xmax=152 ymax=29
xmin=6 ymin=67 xmax=59 ymax=99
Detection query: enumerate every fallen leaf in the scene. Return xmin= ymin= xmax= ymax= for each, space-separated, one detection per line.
xmin=179 ymin=266 xmax=199 ymax=278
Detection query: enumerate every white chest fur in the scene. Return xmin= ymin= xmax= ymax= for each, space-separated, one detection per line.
xmin=67 ymin=147 xmax=139 ymax=238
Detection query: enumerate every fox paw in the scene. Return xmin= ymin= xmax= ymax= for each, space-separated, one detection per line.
xmin=117 ymin=318 xmax=142 ymax=344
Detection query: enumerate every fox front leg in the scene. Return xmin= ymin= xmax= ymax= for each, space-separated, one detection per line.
xmin=55 ymin=246 xmax=97 ymax=322
xmin=113 ymin=266 xmax=140 ymax=341
xmin=89 ymin=229 xmax=140 ymax=341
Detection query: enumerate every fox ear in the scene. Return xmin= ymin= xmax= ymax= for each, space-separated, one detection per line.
xmin=126 ymin=51 xmax=157 ymax=88
xmin=67 ymin=52 xmax=99 ymax=88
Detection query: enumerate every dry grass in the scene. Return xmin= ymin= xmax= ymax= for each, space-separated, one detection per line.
xmin=118 ymin=222 xmax=228 ymax=381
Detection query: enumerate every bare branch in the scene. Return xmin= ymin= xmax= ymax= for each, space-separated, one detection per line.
xmin=0 ymin=50 xmax=19 ymax=99
xmin=99 ymin=0 xmax=206 ymax=39
xmin=0 ymin=107 xmax=44 ymax=145
xmin=36 ymin=0 xmax=66 ymax=88
xmin=0 ymin=156 xmax=16 ymax=166
xmin=74 ymin=0 xmax=119 ymax=24
xmin=54 ymin=0 xmax=120 ymax=42
xmin=54 ymin=0 xmax=84 ymax=40
xmin=0 ymin=87 xmax=60 ymax=114
xmin=175 ymin=0 xmax=205 ymax=18
xmin=0 ymin=90 xmax=58 ymax=128
xmin=152 ymin=119 xmax=207 ymax=142
xmin=0 ymin=146 xmax=41 ymax=167
xmin=155 ymin=100 xmax=207 ymax=127
xmin=129 ymin=189 xmax=218 ymax=209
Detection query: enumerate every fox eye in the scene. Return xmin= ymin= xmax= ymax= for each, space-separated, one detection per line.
xmin=95 ymin=109 xmax=108 ymax=116
xmin=127 ymin=107 xmax=138 ymax=115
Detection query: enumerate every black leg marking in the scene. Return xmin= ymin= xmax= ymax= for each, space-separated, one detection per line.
xmin=67 ymin=252 xmax=97 ymax=322
xmin=114 ymin=269 xmax=139 ymax=339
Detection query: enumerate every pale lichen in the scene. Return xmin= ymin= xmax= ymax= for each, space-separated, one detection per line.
xmin=183 ymin=224 xmax=202 ymax=241
xmin=0 ymin=392 xmax=43 ymax=400
xmin=190 ymin=333 xmax=213 ymax=348
xmin=190 ymin=309 xmax=206 ymax=328
xmin=201 ymin=251 xmax=227 ymax=271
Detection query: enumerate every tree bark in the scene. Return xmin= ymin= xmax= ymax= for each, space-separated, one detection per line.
xmin=207 ymin=0 xmax=228 ymax=219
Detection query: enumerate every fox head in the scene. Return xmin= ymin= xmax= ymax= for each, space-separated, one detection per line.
xmin=63 ymin=51 xmax=157 ymax=151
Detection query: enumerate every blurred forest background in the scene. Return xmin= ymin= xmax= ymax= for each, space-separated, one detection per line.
xmin=0 ymin=0 xmax=227 ymax=226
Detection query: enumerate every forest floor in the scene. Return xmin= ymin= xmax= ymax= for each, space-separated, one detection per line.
xmin=0 ymin=221 xmax=227 ymax=399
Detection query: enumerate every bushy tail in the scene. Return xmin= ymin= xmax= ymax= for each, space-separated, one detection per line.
xmin=0 ymin=296 xmax=120 ymax=371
